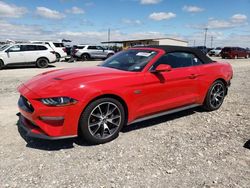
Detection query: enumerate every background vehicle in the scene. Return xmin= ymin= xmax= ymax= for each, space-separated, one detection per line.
xmin=208 ymin=47 xmax=222 ymax=56
xmin=17 ymin=46 xmax=233 ymax=144
xmin=246 ymin=48 xmax=250 ymax=56
xmin=74 ymin=45 xmax=115 ymax=60
xmin=0 ymin=43 xmax=56 ymax=69
xmin=31 ymin=41 xmax=67 ymax=61
xmin=221 ymin=47 xmax=249 ymax=59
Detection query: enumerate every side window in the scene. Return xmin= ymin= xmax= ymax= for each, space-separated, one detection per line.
xmin=8 ymin=45 xmax=21 ymax=52
xmin=96 ymin=46 xmax=104 ymax=50
xmin=152 ymin=52 xmax=203 ymax=69
xmin=23 ymin=45 xmax=37 ymax=51
xmin=37 ymin=45 xmax=47 ymax=50
xmin=88 ymin=46 xmax=97 ymax=50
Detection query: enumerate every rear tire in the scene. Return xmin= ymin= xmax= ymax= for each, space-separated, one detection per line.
xmin=0 ymin=60 xmax=4 ymax=70
xmin=36 ymin=58 xmax=49 ymax=68
xmin=55 ymin=53 xmax=61 ymax=62
xmin=107 ymin=53 xmax=114 ymax=59
xmin=203 ymin=80 xmax=226 ymax=111
xmin=79 ymin=98 xmax=125 ymax=144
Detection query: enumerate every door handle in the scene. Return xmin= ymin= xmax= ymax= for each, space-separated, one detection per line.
xmin=188 ymin=74 xmax=198 ymax=79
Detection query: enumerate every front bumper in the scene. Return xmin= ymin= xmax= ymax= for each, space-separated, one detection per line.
xmin=17 ymin=84 xmax=84 ymax=140
xmin=17 ymin=113 xmax=77 ymax=140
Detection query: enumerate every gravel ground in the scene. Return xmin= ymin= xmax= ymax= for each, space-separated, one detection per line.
xmin=0 ymin=58 xmax=249 ymax=188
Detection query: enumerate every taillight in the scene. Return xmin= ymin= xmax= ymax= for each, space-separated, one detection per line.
xmin=73 ymin=49 xmax=78 ymax=55
xmin=63 ymin=48 xmax=67 ymax=52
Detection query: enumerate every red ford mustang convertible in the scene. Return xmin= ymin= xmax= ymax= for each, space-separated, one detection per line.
xmin=18 ymin=46 xmax=233 ymax=144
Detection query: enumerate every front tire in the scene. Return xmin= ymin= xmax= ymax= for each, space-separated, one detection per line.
xmin=79 ymin=98 xmax=125 ymax=144
xmin=36 ymin=58 xmax=49 ymax=68
xmin=81 ymin=53 xmax=90 ymax=61
xmin=203 ymin=80 xmax=226 ymax=111
xmin=0 ymin=60 xmax=4 ymax=70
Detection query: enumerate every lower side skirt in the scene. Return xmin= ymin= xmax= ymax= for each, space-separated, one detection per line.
xmin=128 ymin=104 xmax=200 ymax=125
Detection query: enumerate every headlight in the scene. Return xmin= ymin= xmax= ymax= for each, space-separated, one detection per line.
xmin=40 ymin=97 xmax=77 ymax=106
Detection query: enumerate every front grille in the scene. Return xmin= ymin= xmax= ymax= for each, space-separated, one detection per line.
xmin=18 ymin=95 xmax=34 ymax=113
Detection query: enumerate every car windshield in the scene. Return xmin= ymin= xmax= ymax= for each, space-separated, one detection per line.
xmin=100 ymin=49 xmax=158 ymax=72
xmin=0 ymin=45 xmax=10 ymax=51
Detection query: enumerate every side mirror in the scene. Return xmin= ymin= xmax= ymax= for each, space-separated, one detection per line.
xmin=152 ymin=64 xmax=172 ymax=73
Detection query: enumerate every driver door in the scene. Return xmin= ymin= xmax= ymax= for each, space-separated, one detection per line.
xmin=135 ymin=52 xmax=201 ymax=118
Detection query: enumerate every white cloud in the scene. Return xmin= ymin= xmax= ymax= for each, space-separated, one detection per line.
xmin=0 ymin=1 xmax=27 ymax=18
xmin=149 ymin=12 xmax=176 ymax=21
xmin=189 ymin=14 xmax=248 ymax=30
xmin=231 ymin=14 xmax=247 ymax=23
xmin=186 ymin=30 xmax=250 ymax=48
xmin=183 ymin=5 xmax=204 ymax=13
xmin=122 ymin=19 xmax=142 ymax=25
xmin=36 ymin=7 xmax=65 ymax=19
xmin=66 ymin=6 xmax=85 ymax=14
xmin=140 ymin=0 xmax=161 ymax=5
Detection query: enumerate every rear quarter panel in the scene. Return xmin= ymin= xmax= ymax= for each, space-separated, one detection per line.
xmin=197 ymin=61 xmax=233 ymax=103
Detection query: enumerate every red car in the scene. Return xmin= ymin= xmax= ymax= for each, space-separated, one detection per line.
xmin=221 ymin=47 xmax=249 ymax=59
xmin=17 ymin=46 xmax=233 ymax=144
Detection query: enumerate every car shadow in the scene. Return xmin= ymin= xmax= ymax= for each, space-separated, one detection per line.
xmin=3 ymin=64 xmax=56 ymax=70
xmin=243 ymin=140 xmax=250 ymax=149
xmin=16 ymin=107 xmax=205 ymax=151
xmin=17 ymin=121 xmax=90 ymax=151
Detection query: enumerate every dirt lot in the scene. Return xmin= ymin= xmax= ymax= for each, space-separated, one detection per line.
xmin=0 ymin=58 xmax=249 ymax=188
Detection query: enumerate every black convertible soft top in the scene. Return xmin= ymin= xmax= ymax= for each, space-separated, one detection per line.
xmin=147 ymin=45 xmax=213 ymax=64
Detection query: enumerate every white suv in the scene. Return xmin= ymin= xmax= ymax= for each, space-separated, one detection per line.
xmin=74 ymin=45 xmax=115 ymax=60
xmin=31 ymin=41 xmax=67 ymax=61
xmin=0 ymin=44 xmax=57 ymax=69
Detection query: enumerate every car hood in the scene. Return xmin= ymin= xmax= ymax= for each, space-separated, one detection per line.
xmin=21 ymin=66 xmax=134 ymax=97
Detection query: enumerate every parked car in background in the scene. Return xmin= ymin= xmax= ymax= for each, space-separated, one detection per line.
xmin=246 ymin=48 xmax=250 ymax=56
xmin=74 ymin=45 xmax=115 ymax=60
xmin=0 ymin=43 xmax=56 ymax=69
xmin=17 ymin=45 xmax=233 ymax=144
xmin=221 ymin=47 xmax=249 ymax=59
xmin=71 ymin=45 xmax=86 ymax=58
xmin=208 ymin=47 xmax=222 ymax=56
xmin=31 ymin=41 xmax=67 ymax=61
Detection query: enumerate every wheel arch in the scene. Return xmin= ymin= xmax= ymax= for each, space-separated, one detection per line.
xmin=214 ymin=78 xmax=228 ymax=95
xmin=78 ymin=93 xmax=129 ymax=134
xmin=36 ymin=56 xmax=50 ymax=63
xmin=81 ymin=52 xmax=91 ymax=58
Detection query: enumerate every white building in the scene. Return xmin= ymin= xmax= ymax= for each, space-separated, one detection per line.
xmin=102 ymin=37 xmax=188 ymax=49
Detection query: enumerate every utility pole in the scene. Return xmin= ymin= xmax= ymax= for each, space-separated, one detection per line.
xmin=204 ymin=27 xmax=208 ymax=47
xmin=108 ymin=28 xmax=110 ymax=42
xmin=211 ymin=36 xmax=213 ymax=48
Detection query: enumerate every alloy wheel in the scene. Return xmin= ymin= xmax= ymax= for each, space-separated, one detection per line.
xmin=209 ymin=83 xmax=225 ymax=109
xmin=88 ymin=102 xmax=122 ymax=139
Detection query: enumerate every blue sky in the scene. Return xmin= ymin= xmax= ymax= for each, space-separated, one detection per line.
xmin=0 ymin=0 xmax=250 ymax=47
